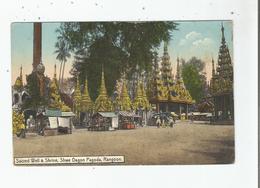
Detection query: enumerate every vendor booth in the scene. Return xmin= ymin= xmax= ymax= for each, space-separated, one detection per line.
xmin=45 ymin=109 xmax=75 ymax=135
xmin=89 ymin=112 xmax=118 ymax=131
xmin=118 ymin=111 xmax=141 ymax=129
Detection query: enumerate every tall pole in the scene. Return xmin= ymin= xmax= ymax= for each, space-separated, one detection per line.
xmin=33 ymin=23 xmax=42 ymax=71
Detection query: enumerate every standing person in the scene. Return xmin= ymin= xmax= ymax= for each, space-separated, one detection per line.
xmin=169 ymin=117 xmax=174 ymax=127
xmin=191 ymin=112 xmax=194 ymax=123
xmin=26 ymin=115 xmax=35 ymax=129
xmin=36 ymin=109 xmax=45 ymax=136
xmin=156 ymin=116 xmax=161 ymax=128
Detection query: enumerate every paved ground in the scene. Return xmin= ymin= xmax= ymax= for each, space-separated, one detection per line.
xmin=13 ymin=121 xmax=234 ymax=165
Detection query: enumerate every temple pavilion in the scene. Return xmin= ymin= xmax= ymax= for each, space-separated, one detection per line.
xmin=210 ymin=24 xmax=234 ymax=122
xmin=149 ymin=42 xmax=194 ymax=118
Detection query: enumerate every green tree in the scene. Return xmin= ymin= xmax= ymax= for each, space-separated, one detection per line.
xmin=56 ymin=22 xmax=178 ymax=100
xmin=182 ymin=57 xmax=207 ymax=102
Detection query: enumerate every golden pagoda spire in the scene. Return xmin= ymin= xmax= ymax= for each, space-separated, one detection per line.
xmin=161 ymin=41 xmax=173 ymax=88
xmin=176 ymin=57 xmax=180 ymax=80
xmin=221 ymin=22 xmax=226 ymax=44
xmin=73 ymin=76 xmax=82 ymax=115
xmin=20 ymin=65 xmax=23 ymax=87
xmin=14 ymin=65 xmax=24 ymax=90
xmin=94 ymin=66 xmax=113 ymax=112
xmin=99 ymin=65 xmax=108 ymax=96
xmin=212 ymin=58 xmax=215 ymax=77
xmin=133 ymin=81 xmax=150 ymax=110
xmin=119 ymin=79 xmax=132 ymax=111
xmin=54 ymin=64 xmax=57 ymax=79
xmin=81 ymin=78 xmax=93 ymax=112
xmin=49 ymin=64 xmax=62 ymax=109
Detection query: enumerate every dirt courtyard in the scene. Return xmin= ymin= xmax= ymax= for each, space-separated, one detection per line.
xmin=13 ymin=121 xmax=234 ymax=165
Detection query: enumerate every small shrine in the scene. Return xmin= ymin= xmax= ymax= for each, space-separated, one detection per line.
xmin=94 ymin=67 xmax=113 ymax=112
xmin=149 ymin=42 xmax=194 ymax=118
xmin=210 ymin=24 xmax=234 ymax=121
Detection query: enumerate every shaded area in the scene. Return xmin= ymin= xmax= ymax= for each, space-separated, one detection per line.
xmin=184 ymin=138 xmax=234 ymax=164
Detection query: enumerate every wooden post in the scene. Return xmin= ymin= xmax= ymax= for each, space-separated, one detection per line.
xmin=179 ymin=104 xmax=182 ymax=120
xmin=156 ymin=103 xmax=160 ymax=113
xmin=186 ymin=104 xmax=188 ymax=120
xmin=166 ymin=103 xmax=169 ymax=112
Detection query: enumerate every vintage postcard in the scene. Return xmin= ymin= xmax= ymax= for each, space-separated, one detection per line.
xmin=12 ymin=21 xmax=234 ymax=165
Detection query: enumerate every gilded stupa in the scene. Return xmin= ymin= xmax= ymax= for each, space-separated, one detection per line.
xmin=81 ymin=78 xmax=93 ymax=112
xmin=94 ymin=67 xmax=113 ymax=112
xmin=49 ymin=64 xmax=62 ymax=109
xmin=133 ymin=80 xmax=150 ymax=110
xmin=14 ymin=65 xmax=24 ymax=91
xmin=118 ymin=79 xmax=132 ymax=111
xmin=49 ymin=64 xmax=71 ymax=111
xmin=170 ymin=57 xmax=193 ymax=103
xmin=73 ymin=76 xmax=82 ymax=115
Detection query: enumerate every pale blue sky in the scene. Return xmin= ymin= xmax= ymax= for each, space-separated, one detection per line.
xmin=11 ymin=21 xmax=233 ymax=84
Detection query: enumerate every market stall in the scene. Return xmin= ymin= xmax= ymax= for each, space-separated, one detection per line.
xmin=44 ymin=109 xmax=74 ymax=135
xmin=118 ymin=111 xmax=141 ymax=129
xmin=89 ymin=112 xmax=118 ymax=131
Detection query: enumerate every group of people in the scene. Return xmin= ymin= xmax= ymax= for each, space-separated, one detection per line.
xmin=155 ymin=116 xmax=175 ymax=128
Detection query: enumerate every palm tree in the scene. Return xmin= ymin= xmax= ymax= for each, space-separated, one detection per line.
xmin=54 ymin=39 xmax=71 ymax=89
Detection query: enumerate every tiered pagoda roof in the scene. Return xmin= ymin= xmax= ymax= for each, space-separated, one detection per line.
xmin=94 ymin=67 xmax=113 ymax=112
xmin=210 ymin=24 xmax=233 ymax=96
xmin=14 ymin=65 xmax=23 ymax=91
xmin=149 ymin=42 xmax=194 ymax=104
xmin=81 ymin=78 xmax=93 ymax=112
xmin=49 ymin=64 xmax=70 ymax=111
xmin=73 ymin=76 xmax=82 ymax=115
xmin=161 ymin=42 xmax=174 ymax=88
xmin=118 ymin=79 xmax=132 ymax=111
xmin=133 ymin=81 xmax=151 ymax=110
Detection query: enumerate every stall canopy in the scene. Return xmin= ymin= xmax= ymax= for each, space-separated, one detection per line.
xmin=61 ymin=112 xmax=75 ymax=117
xmin=45 ymin=109 xmax=61 ymax=117
xmin=97 ymin=112 xmax=118 ymax=128
xmin=98 ymin=112 xmax=117 ymax=118
xmin=45 ymin=109 xmax=75 ymax=117
xmin=118 ymin=111 xmax=141 ymax=118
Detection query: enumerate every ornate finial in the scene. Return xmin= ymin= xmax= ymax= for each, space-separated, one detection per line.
xmin=54 ymin=64 xmax=57 ymax=79
xmin=73 ymin=76 xmax=82 ymax=115
xmin=100 ymin=65 xmax=107 ymax=96
xmin=163 ymin=41 xmax=168 ymax=54
xmin=176 ymin=57 xmax=180 ymax=80
xmin=20 ymin=65 xmax=23 ymax=86
xmin=81 ymin=77 xmax=93 ymax=112
xmin=212 ymin=58 xmax=215 ymax=77
xmin=221 ymin=22 xmax=226 ymax=44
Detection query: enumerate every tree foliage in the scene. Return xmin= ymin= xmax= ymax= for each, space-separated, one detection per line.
xmin=55 ymin=22 xmax=178 ymax=100
xmin=182 ymin=57 xmax=207 ymax=102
